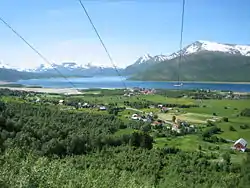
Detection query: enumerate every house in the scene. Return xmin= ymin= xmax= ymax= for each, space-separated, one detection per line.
xmin=171 ymin=124 xmax=181 ymax=133
xmin=99 ymin=106 xmax=106 ymax=111
xmin=83 ymin=102 xmax=90 ymax=108
xmin=59 ymin=100 xmax=64 ymax=105
xmin=161 ymin=107 xmax=169 ymax=113
xmin=233 ymin=138 xmax=248 ymax=152
xmin=158 ymin=104 xmax=163 ymax=108
xmin=131 ymin=114 xmax=141 ymax=120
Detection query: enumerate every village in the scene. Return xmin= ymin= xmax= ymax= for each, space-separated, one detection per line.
xmin=22 ymin=87 xmax=249 ymax=155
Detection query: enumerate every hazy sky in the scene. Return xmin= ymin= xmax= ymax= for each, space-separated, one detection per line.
xmin=0 ymin=0 xmax=250 ymax=68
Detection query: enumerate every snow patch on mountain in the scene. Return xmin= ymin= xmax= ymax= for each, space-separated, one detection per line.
xmin=0 ymin=61 xmax=12 ymax=69
xmin=134 ymin=54 xmax=153 ymax=65
xmin=180 ymin=40 xmax=250 ymax=56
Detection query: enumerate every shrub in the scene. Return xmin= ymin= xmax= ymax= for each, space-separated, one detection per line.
xmin=240 ymin=124 xmax=250 ymax=129
xmin=229 ymin=126 xmax=236 ymax=131
xmin=241 ymin=108 xmax=250 ymax=117
xmin=223 ymin=117 xmax=229 ymax=122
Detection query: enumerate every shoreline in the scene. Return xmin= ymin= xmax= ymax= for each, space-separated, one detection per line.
xmin=1 ymin=86 xmax=250 ymax=95
xmin=128 ymin=79 xmax=250 ymax=84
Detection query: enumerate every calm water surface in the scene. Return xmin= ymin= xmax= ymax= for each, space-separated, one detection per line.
xmin=16 ymin=76 xmax=250 ymax=92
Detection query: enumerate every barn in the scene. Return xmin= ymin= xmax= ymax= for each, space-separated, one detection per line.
xmin=233 ymin=138 xmax=248 ymax=152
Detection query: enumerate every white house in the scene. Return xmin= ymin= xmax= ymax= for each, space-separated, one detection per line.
xmin=59 ymin=100 xmax=64 ymax=105
xmin=99 ymin=106 xmax=106 ymax=110
xmin=233 ymin=138 xmax=248 ymax=152
xmin=131 ymin=114 xmax=140 ymax=120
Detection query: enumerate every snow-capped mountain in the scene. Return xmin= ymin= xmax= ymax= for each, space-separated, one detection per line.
xmin=21 ymin=62 xmax=113 ymax=73
xmin=169 ymin=40 xmax=250 ymax=59
xmin=133 ymin=54 xmax=171 ymax=66
xmin=131 ymin=40 xmax=250 ymax=67
xmin=17 ymin=62 xmax=121 ymax=77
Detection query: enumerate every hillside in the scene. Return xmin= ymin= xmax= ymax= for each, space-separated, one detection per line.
xmin=0 ymin=68 xmax=35 ymax=81
xmin=130 ymin=52 xmax=250 ymax=82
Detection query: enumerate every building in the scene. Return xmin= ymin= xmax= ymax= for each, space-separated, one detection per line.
xmin=131 ymin=114 xmax=140 ymax=120
xmin=59 ymin=100 xmax=64 ymax=105
xmin=233 ymin=138 xmax=248 ymax=152
xmin=99 ymin=106 xmax=106 ymax=111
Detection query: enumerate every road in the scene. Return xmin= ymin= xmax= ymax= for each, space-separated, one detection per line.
xmin=125 ymin=107 xmax=143 ymax=113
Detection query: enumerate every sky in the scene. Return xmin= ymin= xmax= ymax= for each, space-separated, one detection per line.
xmin=0 ymin=0 xmax=250 ymax=69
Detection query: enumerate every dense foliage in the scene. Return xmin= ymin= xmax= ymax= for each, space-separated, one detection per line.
xmin=0 ymin=102 xmax=153 ymax=156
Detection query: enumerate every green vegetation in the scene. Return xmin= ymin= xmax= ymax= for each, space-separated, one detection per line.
xmin=130 ymin=51 xmax=250 ymax=82
xmin=1 ymin=88 xmax=250 ymax=187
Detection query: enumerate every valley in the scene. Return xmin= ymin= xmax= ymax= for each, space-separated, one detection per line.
xmin=1 ymin=87 xmax=250 ymax=187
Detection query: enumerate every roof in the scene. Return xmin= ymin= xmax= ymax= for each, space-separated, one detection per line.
xmin=234 ymin=138 xmax=248 ymax=147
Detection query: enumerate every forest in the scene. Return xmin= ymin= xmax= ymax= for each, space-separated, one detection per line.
xmin=0 ymin=90 xmax=250 ymax=188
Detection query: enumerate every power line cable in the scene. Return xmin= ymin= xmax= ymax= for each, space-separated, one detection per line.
xmin=177 ymin=0 xmax=185 ymax=85
xmin=78 ymin=0 xmax=127 ymax=90
xmin=0 ymin=16 xmax=80 ymax=92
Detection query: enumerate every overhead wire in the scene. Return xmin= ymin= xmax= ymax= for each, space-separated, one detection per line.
xmin=77 ymin=0 xmax=127 ymax=90
xmin=0 ymin=16 xmax=81 ymax=92
xmin=174 ymin=0 xmax=186 ymax=106
xmin=177 ymin=0 xmax=186 ymax=85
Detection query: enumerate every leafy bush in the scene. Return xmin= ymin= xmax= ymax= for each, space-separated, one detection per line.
xmin=241 ymin=108 xmax=250 ymax=117
xmin=223 ymin=117 xmax=229 ymax=122
xmin=240 ymin=124 xmax=250 ymax=129
xmin=229 ymin=126 xmax=236 ymax=131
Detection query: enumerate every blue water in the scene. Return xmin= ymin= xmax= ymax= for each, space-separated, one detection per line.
xmin=15 ymin=76 xmax=250 ymax=92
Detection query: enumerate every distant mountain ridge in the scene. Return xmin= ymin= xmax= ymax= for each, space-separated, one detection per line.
xmin=1 ymin=40 xmax=250 ymax=82
xmin=16 ymin=62 xmax=122 ymax=77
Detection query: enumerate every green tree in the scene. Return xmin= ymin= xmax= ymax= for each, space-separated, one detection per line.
xmin=222 ymin=152 xmax=231 ymax=165
xmin=172 ymin=115 xmax=176 ymax=123
xmin=239 ymin=153 xmax=250 ymax=188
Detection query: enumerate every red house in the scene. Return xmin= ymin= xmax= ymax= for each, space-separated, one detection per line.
xmin=233 ymin=138 xmax=247 ymax=152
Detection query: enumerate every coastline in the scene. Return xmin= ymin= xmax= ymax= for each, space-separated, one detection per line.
xmin=127 ymin=79 xmax=250 ymax=84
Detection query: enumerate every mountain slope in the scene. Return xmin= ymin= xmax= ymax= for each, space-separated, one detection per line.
xmin=131 ymin=52 xmax=250 ymax=82
xmin=124 ymin=54 xmax=170 ymax=75
xmin=0 ymin=68 xmax=54 ymax=82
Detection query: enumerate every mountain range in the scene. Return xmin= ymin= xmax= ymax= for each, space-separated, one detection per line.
xmin=1 ymin=40 xmax=250 ymax=82
xmin=129 ymin=40 xmax=250 ymax=82
xmin=23 ymin=62 xmax=122 ymax=77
